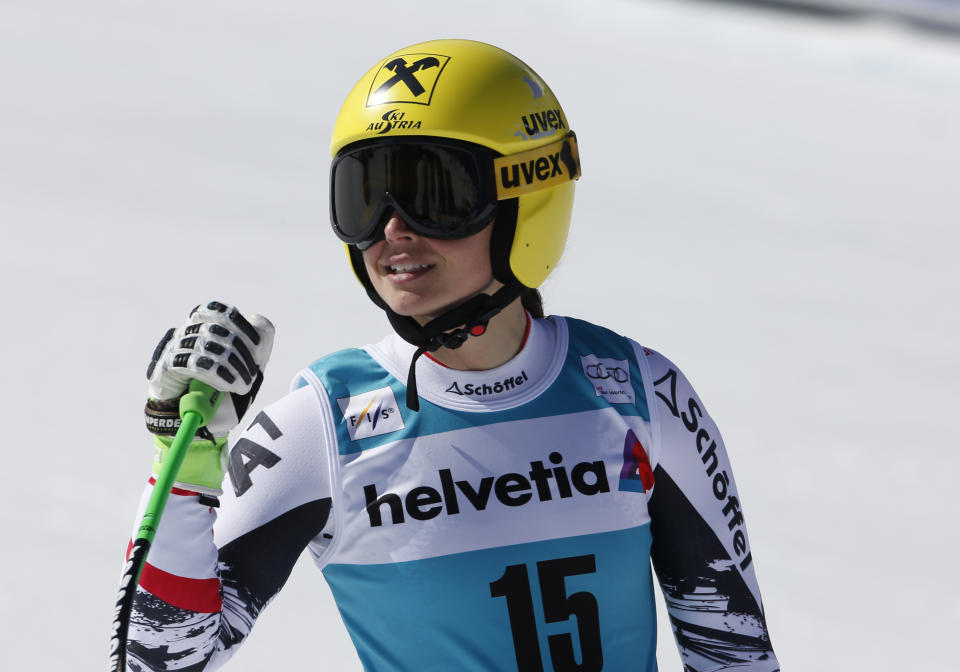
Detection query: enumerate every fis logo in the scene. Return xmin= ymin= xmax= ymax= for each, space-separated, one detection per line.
xmin=366 ymin=53 xmax=451 ymax=107
xmin=494 ymin=132 xmax=581 ymax=200
xmin=337 ymin=386 xmax=405 ymax=442
xmin=366 ymin=108 xmax=423 ymax=135
xmin=619 ymin=429 xmax=654 ymax=493
xmin=580 ymin=354 xmax=635 ymax=406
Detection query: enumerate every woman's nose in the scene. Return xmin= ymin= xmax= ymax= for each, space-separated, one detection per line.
xmin=383 ymin=211 xmax=417 ymax=242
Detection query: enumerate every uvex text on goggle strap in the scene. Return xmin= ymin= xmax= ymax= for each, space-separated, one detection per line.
xmin=330 ymin=132 xmax=580 ymax=249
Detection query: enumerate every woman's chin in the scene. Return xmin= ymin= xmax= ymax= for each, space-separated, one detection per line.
xmin=382 ymin=297 xmax=441 ymax=323
xmin=389 ymin=301 xmax=456 ymax=326
xmin=382 ymin=281 xmax=501 ymax=324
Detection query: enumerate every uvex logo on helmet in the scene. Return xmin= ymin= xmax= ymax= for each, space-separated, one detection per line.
xmin=366 ymin=53 xmax=451 ymax=107
xmin=518 ymin=108 xmax=567 ymax=140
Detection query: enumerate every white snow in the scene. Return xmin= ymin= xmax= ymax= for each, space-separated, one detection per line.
xmin=1 ymin=0 xmax=958 ymax=670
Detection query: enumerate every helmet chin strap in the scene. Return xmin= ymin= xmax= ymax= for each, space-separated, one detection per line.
xmin=387 ymin=282 xmax=525 ymax=411
xmin=346 ymin=203 xmax=525 ymax=411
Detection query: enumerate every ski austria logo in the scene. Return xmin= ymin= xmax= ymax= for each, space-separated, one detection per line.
xmin=337 ymin=386 xmax=405 ymax=441
xmin=369 ymin=108 xmax=422 ymax=135
xmin=619 ymin=429 xmax=654 ymax=493
xmin=366 ymin=53 xmax=451 ymax=107
xmin=579 ymin=354 xmax=635 ymax=405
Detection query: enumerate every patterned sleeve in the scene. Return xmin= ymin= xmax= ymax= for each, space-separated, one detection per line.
xmin=125 ymin=385 xmax=334 ymax=672
xmin=639 ymin=347 xmax=780 ymax=672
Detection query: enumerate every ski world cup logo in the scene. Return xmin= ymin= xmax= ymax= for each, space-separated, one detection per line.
xmin=366 ymin=53 xmax=451 ymax=107
xmin=579 ymin=354 xmax=635 ymax=405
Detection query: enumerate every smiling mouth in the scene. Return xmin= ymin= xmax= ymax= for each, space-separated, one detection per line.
xmin=387 ymin=263 xmax=434 ymax=274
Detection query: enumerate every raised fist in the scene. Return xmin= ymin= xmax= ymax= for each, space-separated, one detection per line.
xmin=145 ymin=301 xmax=275 ymax=439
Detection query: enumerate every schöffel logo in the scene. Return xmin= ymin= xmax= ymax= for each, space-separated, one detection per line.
xmin=580 ymin=354 xmax=635 ymax=405
xmin=336 ymin=386 xmax=405 ymax=442
xmin=366 ymin=53 xmax=451 ymax=107
xmin=445 ymin=371 xmax=529 ymax=397
xmin=654 ymin=367 xmax=753 ymax=571
xmin=619 ymin=428 xmax=654 ymax=493
xmin=363 ymin=451 xmax=610 ymax=527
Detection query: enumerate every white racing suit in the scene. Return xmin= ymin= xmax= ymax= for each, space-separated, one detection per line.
xmin=124 ymin=315 xmax=780 ymax=671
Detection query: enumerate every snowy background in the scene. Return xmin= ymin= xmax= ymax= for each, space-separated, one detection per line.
xmin=2 ymin=0 xmax=958 ymax=669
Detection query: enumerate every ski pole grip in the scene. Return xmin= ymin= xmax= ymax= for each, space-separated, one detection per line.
xmin=111 ymin=379 xmax=224 ymax=672
xmin=179 ymin=379 xmax=222 ymax=426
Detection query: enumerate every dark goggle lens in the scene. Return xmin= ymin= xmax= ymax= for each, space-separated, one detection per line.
xmin=332 ymin=152 xmax=380 ymax=240
xmin=332 ymin=142 xmax=492 ymax=244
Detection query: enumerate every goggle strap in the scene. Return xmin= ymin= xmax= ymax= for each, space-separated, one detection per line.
xmin=493 ymin=132 xmax=581 ymax=200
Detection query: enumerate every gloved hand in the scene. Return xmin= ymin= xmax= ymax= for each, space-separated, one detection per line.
xmin=144 ymin=301 xmax=275 ymax=496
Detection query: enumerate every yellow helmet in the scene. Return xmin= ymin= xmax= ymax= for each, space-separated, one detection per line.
xmin=330 ymin=38 xmax=580 ymax=290
xmin=330 ymin=40 xmax=581 ymax=410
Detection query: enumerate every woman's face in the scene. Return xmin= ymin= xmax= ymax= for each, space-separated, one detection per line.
xmin=361 ymin=213 xmax=499 ymax=324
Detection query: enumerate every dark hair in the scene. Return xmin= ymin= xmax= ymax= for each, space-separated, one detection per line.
xmin=520 ymin=288 xmax=544 ymax=318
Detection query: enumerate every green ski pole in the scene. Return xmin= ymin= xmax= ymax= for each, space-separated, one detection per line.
xmin=109 ymin=379 xmax=223 ymax=672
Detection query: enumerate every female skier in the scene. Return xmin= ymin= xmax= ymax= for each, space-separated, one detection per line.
xmin=124 ymin=39 xmax=779 ymax=671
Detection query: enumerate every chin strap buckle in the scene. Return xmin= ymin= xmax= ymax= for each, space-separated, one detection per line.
xmin=434 ymin=329 xmax=468 ymax=350
xmin=396 ymin=282 xmax=527 ymax=413
xmin=432 ymin=306 xmax=499 ymax=351
xmin=405 ymin=305 xmax=505 ymax=412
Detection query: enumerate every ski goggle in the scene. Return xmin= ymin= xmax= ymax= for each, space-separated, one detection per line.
xmin=330 ymin=132 xmax=580 ymax=250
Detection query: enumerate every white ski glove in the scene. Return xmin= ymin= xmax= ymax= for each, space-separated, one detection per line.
xmin=144 ymin=301 xmax=275 ymax=496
